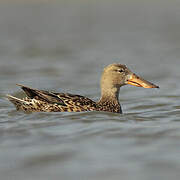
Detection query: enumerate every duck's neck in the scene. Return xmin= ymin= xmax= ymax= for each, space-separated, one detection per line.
xmin=100 ymin=85 xmax=120 ymax=102
xmin=98 ymin=84 xmax=122 ymax=113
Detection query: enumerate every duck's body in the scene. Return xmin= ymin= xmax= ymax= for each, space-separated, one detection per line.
xmin=7 ymin=85 xmax=122 ymax=113
xmin=7 ymin=64 xmax=158 ymax=113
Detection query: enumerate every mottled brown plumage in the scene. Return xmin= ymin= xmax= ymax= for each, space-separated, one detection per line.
xmin=7 ymin=64 xmax=159 ymax=113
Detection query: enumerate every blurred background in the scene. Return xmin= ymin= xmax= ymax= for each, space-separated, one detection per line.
xmin=0 ymin=0 xmax=180 ymax=180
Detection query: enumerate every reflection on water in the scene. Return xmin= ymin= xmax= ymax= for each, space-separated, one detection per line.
xmin=1 ymin=1 xmax=180 ymax=180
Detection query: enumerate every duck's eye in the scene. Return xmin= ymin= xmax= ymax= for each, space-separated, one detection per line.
xmin=117 ymin=69 xmax=124 ymax=73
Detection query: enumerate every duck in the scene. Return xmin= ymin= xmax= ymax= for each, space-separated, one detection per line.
xmin=7 ymin=64 xmax=159 ymax=113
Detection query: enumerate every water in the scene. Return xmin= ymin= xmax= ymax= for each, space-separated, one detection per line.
xmin=0 ymin=1 xmax=180 ymax=180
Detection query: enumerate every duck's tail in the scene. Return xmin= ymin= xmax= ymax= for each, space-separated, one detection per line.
xmin=6 ymin=94 xmax=28 ymax=111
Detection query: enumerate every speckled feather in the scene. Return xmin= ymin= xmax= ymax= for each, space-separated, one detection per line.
xmin=7 ymin=89 xmax=97 ymax=112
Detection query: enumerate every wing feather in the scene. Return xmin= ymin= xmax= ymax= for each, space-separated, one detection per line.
xmin=16 ymin=84 xmax=66 ymax=106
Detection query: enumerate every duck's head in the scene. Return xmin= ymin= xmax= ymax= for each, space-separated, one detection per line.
xmin=101 ymin=64 xmax=159 ymax=91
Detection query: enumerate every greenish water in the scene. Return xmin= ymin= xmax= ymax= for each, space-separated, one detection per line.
xmin=0 ymin=1 xmax=180 ymax=180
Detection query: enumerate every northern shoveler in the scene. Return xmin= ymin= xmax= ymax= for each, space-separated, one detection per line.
xmin=7 ymin=64 xmax=159 ymax=113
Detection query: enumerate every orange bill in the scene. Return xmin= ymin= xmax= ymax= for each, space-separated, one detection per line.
xmin=126 ymin=73 xmax=159 ymax=88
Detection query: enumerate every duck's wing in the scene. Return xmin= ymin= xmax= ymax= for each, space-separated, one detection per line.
xmin=16 ymin=84 xmax=97 ymax=111
xmin=16 ymin=84 xmax=66 ymax=106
